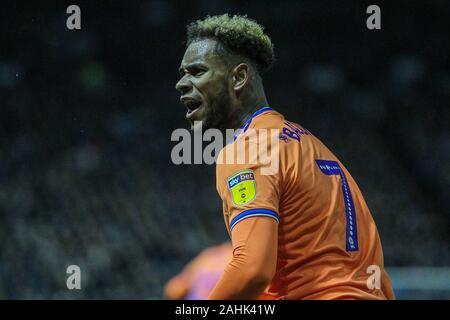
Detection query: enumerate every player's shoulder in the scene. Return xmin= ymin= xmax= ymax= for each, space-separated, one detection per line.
xmin=249 ymin=108 xmax=313 ymax=147
xmin=251 ymin=108 xmax=311 ymax=137
xmin=215 ymin=107 xmax=293 ymax=168
xmin=251 ymin=108 xmax=286 ymax=130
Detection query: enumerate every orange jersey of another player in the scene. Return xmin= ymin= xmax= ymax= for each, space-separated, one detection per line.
xmin=164 ymin=242 xmax=232 ymax=300
xmin=211 ymin=107 xmax=395 ymax=300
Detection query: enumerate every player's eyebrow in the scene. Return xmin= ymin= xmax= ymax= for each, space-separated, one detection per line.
xmin=179 ymin=63 xmax=207 ymax=75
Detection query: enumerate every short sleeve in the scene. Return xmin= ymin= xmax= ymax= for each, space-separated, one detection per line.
xmin=216 ymin=133 xmax=281 ymax=233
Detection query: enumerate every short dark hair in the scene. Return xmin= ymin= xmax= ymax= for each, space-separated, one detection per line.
xmin=186 ymin=14 xmax=275 ymax=74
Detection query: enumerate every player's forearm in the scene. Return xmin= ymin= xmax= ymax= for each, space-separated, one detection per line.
xmin=209 ymin=221 xmax=275 ymax=299
xmin=208 ymin=217 xmax=278 ymax=300
xmin=208 ymin=256 xmax=270 ymax=299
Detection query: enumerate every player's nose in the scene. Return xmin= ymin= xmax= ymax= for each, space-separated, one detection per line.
xmin=175 ymin=77 xmax=192 ymax=95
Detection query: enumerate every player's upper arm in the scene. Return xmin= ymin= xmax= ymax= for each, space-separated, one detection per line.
xmin=216 ymin=140 xmax=281 ymax=281
xmin=207 ymin=215 xmax=278 ymax=300
xmin=231 ymin=214 xmax=278 ymax=283
xmin=216 ymin=143 xmax=281 ymax=234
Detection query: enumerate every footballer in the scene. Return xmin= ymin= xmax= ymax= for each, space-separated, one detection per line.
xmin=175 ymin=14 xmax=395 ymax=300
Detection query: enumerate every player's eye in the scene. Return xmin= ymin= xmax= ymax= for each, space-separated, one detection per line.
xmin=192 ymin=69 xmax=205 ymax=77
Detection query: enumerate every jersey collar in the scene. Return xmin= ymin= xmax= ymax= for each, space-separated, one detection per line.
xmin=233 ymin=106 xmax=273 ymax=141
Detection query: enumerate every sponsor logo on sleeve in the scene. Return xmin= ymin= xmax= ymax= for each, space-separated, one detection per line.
xmin=227 ymin=169 xmax=257 ymax=206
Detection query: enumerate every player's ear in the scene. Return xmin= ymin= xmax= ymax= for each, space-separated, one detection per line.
xmin=231 ymin=63 xmax=249 ymax=92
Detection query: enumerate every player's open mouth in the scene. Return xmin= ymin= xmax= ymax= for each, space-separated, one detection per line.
xmin=184 ymin=100 xmax=203 ymax=120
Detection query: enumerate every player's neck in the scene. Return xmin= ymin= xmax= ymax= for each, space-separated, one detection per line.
xmin=235 ymin=94 xmax=269 ymax=130
xmin=226 ymin=79 xmax=269 ymax=131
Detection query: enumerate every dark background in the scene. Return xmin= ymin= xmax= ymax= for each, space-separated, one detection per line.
xmin=0 ymin=0 xmax=449 ymax=299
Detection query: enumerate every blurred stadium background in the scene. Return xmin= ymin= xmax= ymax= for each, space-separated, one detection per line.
xmin=0 ymin=1 xmax=448 ymax=299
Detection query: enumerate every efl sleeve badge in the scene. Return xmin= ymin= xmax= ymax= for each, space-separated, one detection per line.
xmin=227 ymin=169 xmax=257 ymax=206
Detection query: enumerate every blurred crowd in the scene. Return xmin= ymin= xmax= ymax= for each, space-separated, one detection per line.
xmin=0 ymin=1 xmax=448 ymax=299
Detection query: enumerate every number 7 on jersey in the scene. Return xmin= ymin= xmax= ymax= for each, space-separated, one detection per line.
xmin=316 ymin=160 xmax=359 ymax=252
